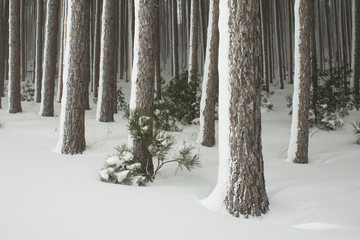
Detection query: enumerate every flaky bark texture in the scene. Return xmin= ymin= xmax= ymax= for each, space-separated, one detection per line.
xmin=58 ymin=0 xmax=90 ymax=155
xmin=188 ymin=0 xmax=199 ymax=83
xmin=40 ymin=0 xmax=59 ymax=117
xmin=133 ymin=0 xmax=159 ymax=178
xmin=34 ymin=0 xmax=43 ymax=103
xmin=353 ymin=0 xmax=360 ymax=110
xmin=97 ymin=0 xmax=117 ymax=122
xmin=8 ymin=0 xmax=22 ymax=113
xmin=200 ymin=0 xmax=219 ymax=147
xmin=294 ymin=0 xmax=314 ymax=164
xmin=225 ymin=0 xmax=269 ymax=218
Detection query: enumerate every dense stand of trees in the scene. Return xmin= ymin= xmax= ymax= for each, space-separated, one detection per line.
xmin=0 ymin=0 xmax=359 ymax=218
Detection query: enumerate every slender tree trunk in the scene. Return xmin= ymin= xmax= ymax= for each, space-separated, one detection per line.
xmin=96 ymin=0 xmax=117 ymax=122
xmin=288 ymin=0 xmax=314 ymax=164
xmin=325 ymin=0 xmax=333 ymax=72
xmin=0 ymin=0 xmax=6 ymax=98
xmin=57 ymin=0 xmax=90 ymax=155
xmin=92 ymin=0 xmax=102 ymax=98
xmin=40 ymin=0 xmax=59 ymax=117
xmin=57 ymin=0 xmax=67 ymax=103
xmin=353 ymin=0 xmax=360 ymax=110
xmin=34 ymin=0 xmax=43 ymax=103
xmin=188 ymin=0 xmax=199 ymax=83
xmin=261 ymin=0 xmax=269 ymax=92
xmin=8 ymin=0 xmax=22 ymax=113
xmin=20 ymin=0 xmax=25 ymax=82
xmin=198 ymin=0 xmax=219 ymax=147
xmin=154 ymin=0 xmax=161 ymax=100
xmin=275 ymin=0 xmax=284 ymax=89
xmin=225 ymin=0 xmax=269 ymax=218
xmin=172 ymin=0 xmax=179 ymax=79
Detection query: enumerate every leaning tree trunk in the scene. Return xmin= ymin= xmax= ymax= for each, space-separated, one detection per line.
xmin=96 ymin=0 xmax=117 ymax=122
xmin=188 ymin=0 xmax=199 ymax=83
xmin=287 ymin=0 xmax=314 ymax=164
xmin=34 ymin=0 xmax=43 ymax=103
xmin=198 ymin=0 xmax=219 ymax=147
xmin=8 ymin=0 xmax=22 ymax=113
xmin=225 ymin=0 xmax=269 ymax=218
xmin=57 ymin=0 xmax=90 ymax=155
xmin=129 ymin=0 xmax=159 ymax=179
xmin=40 ymin=0 xmax=59 ymax=117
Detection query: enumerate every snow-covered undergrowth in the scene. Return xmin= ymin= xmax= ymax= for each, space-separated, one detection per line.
xmin=0 ymin=81 xmax=359 ymax=240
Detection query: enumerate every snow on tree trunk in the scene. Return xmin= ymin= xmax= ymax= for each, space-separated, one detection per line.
xmin=198 ymin=0 xmax=219 ymax=147
xmin=8 ymin=0 xmax=22 ymax=114
xmin=40 ymin=0 xmax=59 ymax=117
xmin=287 ymin=0 xmax=314 ymax=164
xmin=129 ymin=0 xmax=158 ymax=178
xmin=56 ymin=0 xmax=90 ymax=155
xmin=352 ymin=0 xmax=360 ymax=110
xmin=96 ymin=0 xmax=117 ymax=122
xmin=34 ymin=0 xmax=43 ymax=103
xmin=188 ymin=0 xmax=198 ymax=83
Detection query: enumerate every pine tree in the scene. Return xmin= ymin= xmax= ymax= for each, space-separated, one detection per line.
xmin=198 ymin=0 xmax=219 ymax=147
xmin=57 ymin=0 xmax=90 ymax=155
xmin=40 ymin=0 xmax=59 ymax=117
xmin=224 ymin=0 xmax=269 ymax=217
xmin=96 ymin=0 xmax=117 ymax=122
xmin=8 ymin=0 xmax=22 ymax=113
xmin=129 ymin=0 xmax=159 ymax=178
xmin=34 ymin=0 xmax=43 ymax=103
xmin=287 ymin=0 xmax=314 ymax=164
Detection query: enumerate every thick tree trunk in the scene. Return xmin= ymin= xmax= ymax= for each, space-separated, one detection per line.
xmin=287 ymin=0 xmax=314 ymax=164
xmin=130 ymin=0 xmax=159 ymax=179
xmin=199 ymin=0 xmax=219 ymax=147
xmin=40 ymin=0 xmax=59 ymax=117
xmin=8 ymin=0 xmax=22 ymax=113
xmin=225 ymin=0 xmax=269 ymax=218
xmin=57 ymin=0 xmax=90 ymax=155
xmin=96 ymin=0 xmax=117 ymax=122
xmin=34 ymin=0 xmax=43 ymax=103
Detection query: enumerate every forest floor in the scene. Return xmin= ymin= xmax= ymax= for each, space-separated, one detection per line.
xmin=0 ymin=80 xmax=359 ymax=240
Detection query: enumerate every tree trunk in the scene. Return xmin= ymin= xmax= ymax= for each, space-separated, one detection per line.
xmin=34 ymin=0 xmax=43 ymax=103
xmin=188 ymin=0 xmax=199 ymax=83
xmin=287 ymin=0 xmax=314 ymax=164
xmin=57 ymin=0 xmax=90 ymax=155
xmin=225 ymin=0 xmax=269 ymax=218
xmin=353 ymin=0 xmax=360 ymax=110
xmin=92 ymin=0 xmax=102 ymax=98
xmin=40 ymin=0 xmax=59 ymax=117
xmin=130 ymin=0 xmax=159 ymax=179
xmin=57 ymin=0 xmax=67 ymax=103
xmin=96 ymin=0 xmax=117 ymax=122
xmin=198 ymin=0 xmax=219 ymax=147
xmin=8 ymin=0 xmax=22 ymax=113
xmin=20 ymin=0 xmax=25 ymax=83
xmin=275 ymin=0 xmax=284 ymax=89
xmin=172 ymin=0 xmax=179 ymax=79
xmin=0 ymin=0 xmax=7 ymax=98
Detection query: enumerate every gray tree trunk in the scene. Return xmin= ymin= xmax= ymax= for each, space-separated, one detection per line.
xmin=225 ymin=0 xmax=269 ymax=218
xmin=0 ymin=0 xmax=6 ymax=99
xmin=172 ymin=0 xmax=179 ymax=79
xmin=8 ymin=0 xmax=22 ymax=113
xmin=56 ymin=0 xmax=67 ymax=103
xmin=92 ymin=0 xmax=102 ymax=98
xmin=188 ymin=0 xmax=198 ymax=83
xmin=57 ymin=0 xmax=90 ymax=155
xmin=353 ymin=0 xmax=360 ymax=110
xmin=96 ymin=0 xmax=118 ymax=122
xmin=34 ymin=0 xmax=43 ymax=103
xmin=40 ymin=0 xmax=59 ymax=117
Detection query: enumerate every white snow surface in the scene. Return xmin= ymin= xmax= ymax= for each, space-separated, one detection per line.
xmin=1 ymin=83 xmax=360 ymax=240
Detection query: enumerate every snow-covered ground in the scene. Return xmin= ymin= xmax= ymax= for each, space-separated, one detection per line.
xmin=1 ymin=81 xmax=359 ymax=240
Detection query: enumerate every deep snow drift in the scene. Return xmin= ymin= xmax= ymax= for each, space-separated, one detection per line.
xmin=1 ymin=81 xmax=359 ymax=240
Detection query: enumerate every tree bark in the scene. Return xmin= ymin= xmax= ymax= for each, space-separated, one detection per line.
xmin=92 ymin=0 xmax=102 ymax=98
xmin=225 ymin=0 xmax=269 ymax=218
xmin=8 ymin=0 xmax=22 ymax=113
xmin=172 ymin=0 xmax=179 ymax=79
xmin=188 ymin=0 xmax=199 ymax=83
xmin=0 ymin=0 xmax=7 ymax=98
xmin=199 ymin=0 xmax=219 ymax=147
xmin=353 ymin=0 xmax=360 ymax=110
xmin=40 ymin=0 xmax=59 ymax=117
xmin=57 ymin=0 xmax=67 ymax=103
xmin=287 ymin=0 xmax=314 ymax=164
xmin=96 ymin=0 xmax=118 ymax=122
xmin=57 ymin=0 xmax=90 ymax=155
